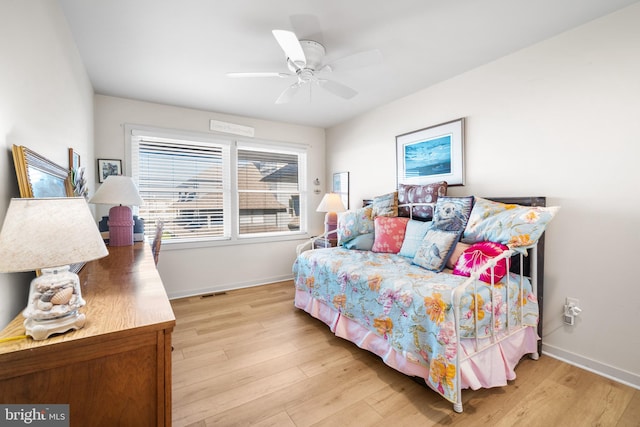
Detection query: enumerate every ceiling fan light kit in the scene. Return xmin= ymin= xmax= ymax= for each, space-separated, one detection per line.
xmin=227 ymin=27 xmax=380 ymax=104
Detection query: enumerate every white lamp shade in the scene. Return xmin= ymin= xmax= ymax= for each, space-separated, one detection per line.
xmin=0 ymin=198 xmax=108 ymax=272
xmin=89 ymin=175 xmax=143 ymax=206
xmin=316 ymin=193 xmax=346 ymax=213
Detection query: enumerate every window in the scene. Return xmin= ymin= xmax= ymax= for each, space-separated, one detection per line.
xmin=237 ymin=146 xmax=303 ymax=236
xmin=129 ymin=127 xmax=306 ymax=244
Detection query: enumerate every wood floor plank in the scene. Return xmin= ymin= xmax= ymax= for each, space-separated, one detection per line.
xmin=311 ymin=400 xmax=384 ymax=427
xmin=174 ymin=366 xmax=307 ymax=427
xmin=171 ymin=281 xmax=640 ymax=426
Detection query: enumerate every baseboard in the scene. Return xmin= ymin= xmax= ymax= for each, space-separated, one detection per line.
xmin=167 ymin=274 xmax=294 ymax=300
xmin=542 ymin=343 xmax=640 ymax=390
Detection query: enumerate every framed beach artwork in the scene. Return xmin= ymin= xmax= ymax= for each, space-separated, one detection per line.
xmin=396 ymin=118 xmax=465 ymax=186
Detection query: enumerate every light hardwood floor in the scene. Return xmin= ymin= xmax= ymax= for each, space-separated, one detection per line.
xmin=171 ymin=281 xmax=640 ymax=427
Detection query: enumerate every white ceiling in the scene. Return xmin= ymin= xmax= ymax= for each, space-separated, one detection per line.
xmin=58 ymin=0 xmax=637 ymax=128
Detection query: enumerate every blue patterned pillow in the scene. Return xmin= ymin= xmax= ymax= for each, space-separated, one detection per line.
xmin=398 ymin=220 xmax=434 ymax=258
xmin=433 ymin=196 xmax=474 ymax=232
xmin=462 ymin=197 xmax=559 ymax=249
xmin=337 ymin=207 xmax=374 ymax=244
xmin=413 ymin=229 xmax=461 ymax=272
xmin=343 ymin=233 xmax=375 ymax=250
xmin=371 ymin=191 xmax=398 ymax=217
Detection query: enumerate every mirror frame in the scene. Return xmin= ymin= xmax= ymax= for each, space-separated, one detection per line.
xmin=12 ymin=145 xmax=73 ymax=198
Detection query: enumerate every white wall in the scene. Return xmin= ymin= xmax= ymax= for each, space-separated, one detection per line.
xmin=94 ymin=95 xmax=326 ymax=298
xmin=326 ymin=4 xmax=640 ymax=387
xmin=0 ymin=1 xmax=95 ymax=328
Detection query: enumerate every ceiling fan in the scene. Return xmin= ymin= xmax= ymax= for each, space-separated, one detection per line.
xmin=227 ymin=29 xmax=382 ymax=104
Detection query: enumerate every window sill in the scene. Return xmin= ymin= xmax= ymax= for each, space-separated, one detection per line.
xmin=160 ymin=232 xmax=311 ymax=251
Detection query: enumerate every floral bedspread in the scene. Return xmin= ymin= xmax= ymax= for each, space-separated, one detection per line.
xmin=292 ymin=247 xmax=538 ymax=403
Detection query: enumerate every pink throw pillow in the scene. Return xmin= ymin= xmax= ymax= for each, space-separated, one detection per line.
xmin=371 ymin=216 xmax=410 ymax=254
xmin=452 ymin=241 xmax=510 ymax=283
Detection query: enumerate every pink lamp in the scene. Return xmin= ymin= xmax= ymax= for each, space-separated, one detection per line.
xmin=316 ymin=193 xmax=347 ymax=237
xmin=89 ymin=176 xmax=143 ymax=246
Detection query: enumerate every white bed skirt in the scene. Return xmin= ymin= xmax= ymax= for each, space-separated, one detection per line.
xmin=295 ymin=288 xmax=538 ymax=391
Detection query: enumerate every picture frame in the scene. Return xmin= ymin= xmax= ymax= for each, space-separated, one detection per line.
xmin=12 ymin=145 xmax=74 ymax=198
xmin=97 ymin=158 xmax=122 ymax=183
xmin=68 ymin=147 xmax=80 ymax=170
xmin=332 ymin=171 xmax=349 ymax=210
xmin=396 ymin=118 xmax=465 ymax=187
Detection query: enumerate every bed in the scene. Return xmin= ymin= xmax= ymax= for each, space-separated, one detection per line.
xmin=293 ymin=193 xmax=557 ymax=412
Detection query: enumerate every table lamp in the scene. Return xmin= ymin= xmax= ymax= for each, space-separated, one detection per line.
xmin=89 ymin=175 xmax=143 ymax=246
xmin=0 ymin=198 xmax=109 ymax=340
xmin=316 ymin=192 xmax=347 ymax=237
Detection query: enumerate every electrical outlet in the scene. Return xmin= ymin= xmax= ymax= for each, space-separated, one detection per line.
xmin=563 ymin=313 xmax=575 ymax=325
xmin=563 ymin=297 xmax=581 ymax=325
xmin=566 ymin=297 xmax=579 ymax=307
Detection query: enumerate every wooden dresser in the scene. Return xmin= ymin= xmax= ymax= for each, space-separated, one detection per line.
xmin=0 ymin=242 xmax=175 ymax=426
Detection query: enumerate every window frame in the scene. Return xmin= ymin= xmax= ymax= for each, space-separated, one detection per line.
xmin=125 ymin=124 xmax=309 ymax=249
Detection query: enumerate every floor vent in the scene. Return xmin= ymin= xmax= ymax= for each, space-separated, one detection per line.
xmin=200 ymin=292 xmax=227 ymax=298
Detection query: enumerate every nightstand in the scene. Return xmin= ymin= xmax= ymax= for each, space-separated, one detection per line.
xmin=313 ymin=237 xmax=337 ymax=249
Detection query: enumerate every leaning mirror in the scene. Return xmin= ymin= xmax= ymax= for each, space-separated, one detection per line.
xmin=12 ymin=145 xmax=73 ymax=198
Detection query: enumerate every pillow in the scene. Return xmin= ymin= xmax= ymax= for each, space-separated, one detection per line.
xmin=398 ymin=220 xmax=434 ymax=258
xmin=446 ymin=242 xmax=471 ymax=270
xmin=462 ymin=197 xmax=560 ymax=249
xmin=398 ymin=181 xmax=448 ymax=220
xmin=433 ymin=196 xmax=474 ymax=232
xmin=413 ymin=229 xmax=461 ymax=272
xmin=371 ymin=216 xmax=410 ymax=254
xmin=452 ymin=241 xmax=510 ymax=283
xmin=343 ymin=233 xmax=375 ymax=251
xmin=336 ymin=207 xmax=374 ymax=245
xmin=371 ymin=192 xmax=398 ymax=217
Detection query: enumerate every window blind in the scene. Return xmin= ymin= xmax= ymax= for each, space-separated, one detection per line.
xmin=132 ymin=135 xmax=231 ymax=242
xmin=237 ymin=147 xmax=302 ymax=236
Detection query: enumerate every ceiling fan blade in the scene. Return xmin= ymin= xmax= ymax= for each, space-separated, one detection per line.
xmin=226 ymin=72 xmax=291 ymax=78
xmin=322 ymin=49 xmax=383 ymax=73
xmin=272 ymin=30 xmax=306 ymax=68
xmin=275 ymin=82 xmax=303 ymax=104
xmin=317 ymin=79 xmax=357 ymax=100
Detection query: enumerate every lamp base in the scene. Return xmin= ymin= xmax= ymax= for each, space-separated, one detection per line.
xmin=108 ymin=205 xmax=134 ymax=246
xmin=324 ymin=211 xmax=338 ymax=235
xmin=24 ymin=312 xmax=86 ymax=341
xmin=23 ymin=265 xmax=86 ymax=340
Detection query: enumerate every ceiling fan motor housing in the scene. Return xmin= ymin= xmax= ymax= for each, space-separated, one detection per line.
xmin=288 ymin=40 xmax=325 ymax=72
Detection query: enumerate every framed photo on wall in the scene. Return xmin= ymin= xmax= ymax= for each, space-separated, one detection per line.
xmin=97 ymin=158 xmax=122 ymax=183
xmin=68 ymin=148 xmax=81 ymax=170
xmin=332 ymin=171 xmax=349 ymax=210
xmin=396 ymin=118 xmax=465 ymax=186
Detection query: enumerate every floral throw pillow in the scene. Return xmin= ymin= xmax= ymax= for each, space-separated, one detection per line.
xmin=433 ymin=196 xmax=474 ymax=232
xmin=452 ymin=241 xmax=510 ymax=283
xmin=462 ymin=197 xmax=559 ymax=249
xmin=371 ymin=216 xmax=410 ymax=254
xmin=413 ymin=229 xmax=461 ymax=272
xmin=337 ymin=207 xmax=374 ymax=245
